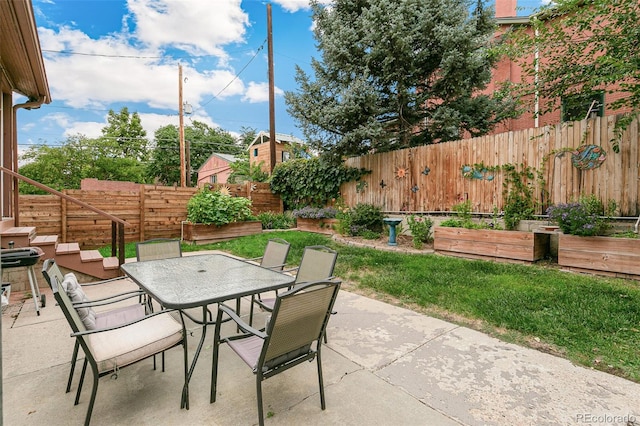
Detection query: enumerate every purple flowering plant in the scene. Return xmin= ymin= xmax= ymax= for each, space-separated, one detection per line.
xmin=292 ymin=206 xmax=337 ymax=219
xmin=546 ymin=196 xmax=610 ymax=237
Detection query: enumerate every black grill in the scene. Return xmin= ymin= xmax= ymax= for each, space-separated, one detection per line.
xmin=1 ymin=247 xmax=44 ymax=268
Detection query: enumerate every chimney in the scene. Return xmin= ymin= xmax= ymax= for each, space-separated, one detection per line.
xmin=495 ymin=0 xmax=517 ymax=18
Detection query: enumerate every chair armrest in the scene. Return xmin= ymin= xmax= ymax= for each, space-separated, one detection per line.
xmin=218 ymin=303 xmax=266 ymax=339
xmin=71 ymin=308 xmax=179 ymax=337
xmin=73 ymin=290 xmax=146 ymax=308
xmin=281 ymin=266 xmax=299 ymax=274
xmin=245 ymin=256 xmax=263 ymax=262
xmin=80 ymin=276 xmax=130 ymax=287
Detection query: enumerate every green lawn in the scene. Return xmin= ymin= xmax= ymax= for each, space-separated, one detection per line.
xmin=102 ymin=230 xmax=640 ymax=382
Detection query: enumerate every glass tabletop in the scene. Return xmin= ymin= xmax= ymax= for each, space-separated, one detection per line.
xmin=121 ymin=253 xmax=294 ymax=309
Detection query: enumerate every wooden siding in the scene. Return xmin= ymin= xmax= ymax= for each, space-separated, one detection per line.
xmin=18 ymin=183 xmax=281 ymax=249
xmin=341 ymin=116 xmax=640 ymax=216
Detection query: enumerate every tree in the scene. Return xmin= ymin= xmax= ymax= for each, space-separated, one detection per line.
xmin=285 ymin=0 xmax=516 ymax=158
xmin=99 ymin=107 xmax=149 ymax=160
xmin=146 ymin=121 xmax=242 ymax=186
xmin=18 ymin=135 xmax=93 ymax=193
xmin=505 ymin=0 xmax=640 ymax=152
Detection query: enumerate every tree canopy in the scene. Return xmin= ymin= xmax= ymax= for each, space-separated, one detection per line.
xmin=285 ymin=0 xmax=516 ymax=158
xmin=18 ymin=107 xmax=151 ymax=193
xmin=146 ymin=121 xmax=241 ymax=186
xmin=505 ymin=0 xmax=640 ymax=152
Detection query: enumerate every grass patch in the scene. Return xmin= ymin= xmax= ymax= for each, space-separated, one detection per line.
xmin=102 ymin=230 xmax=640 ymax=382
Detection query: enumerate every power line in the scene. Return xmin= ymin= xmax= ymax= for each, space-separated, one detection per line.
xmin=192 ymin=39 xmax=267 ymax=113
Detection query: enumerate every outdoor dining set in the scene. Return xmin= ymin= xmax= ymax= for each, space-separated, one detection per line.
xmin=41 ymin=238 xmax=340 ymax=426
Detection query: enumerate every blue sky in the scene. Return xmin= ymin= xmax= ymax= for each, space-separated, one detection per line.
xmin=17 ymin=0 xmax=545 ymax=155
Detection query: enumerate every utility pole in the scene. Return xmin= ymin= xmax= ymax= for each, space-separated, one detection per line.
xmin=267 ymin=3 xmax=276 ymax=173
xmin=179 ymin=64 xmax=186 ymax=187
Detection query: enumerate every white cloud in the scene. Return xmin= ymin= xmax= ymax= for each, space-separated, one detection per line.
xmin=63 ymin=121 xmax=104 ymax=139
xmin=273 ymin=0 xmax=332 ymax=13
xmin=242 ymin=81 xmax=283 ymax=103
xmin=128 ymin=0 xmax=248 ymax=56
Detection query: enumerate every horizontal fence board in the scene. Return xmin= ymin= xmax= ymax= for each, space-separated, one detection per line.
xmin=19 ymin=182 xmax=281 ymax=249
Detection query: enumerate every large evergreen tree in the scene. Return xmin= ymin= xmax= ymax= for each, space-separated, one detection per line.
xmin=285 ymin=0 xmax=515 ymax=158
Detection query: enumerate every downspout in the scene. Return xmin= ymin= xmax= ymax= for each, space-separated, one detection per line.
xmin=11 ymin=97 xmax=45 ymax=226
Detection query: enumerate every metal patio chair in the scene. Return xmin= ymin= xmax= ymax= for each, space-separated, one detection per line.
xmin=45 ymin=259 xmax=186 ymax=426
xmin=42 ymin=259 xmax=151 ymax=393
xmin=211 ymin=280 xmax=341 ymax=426
xmin=135 ymin=238 xmax=182 ymax=262
xmin=243 ymin=238 xmax=290 ymax=319
xmin=249 ymin=245 xmax=337 ymax=327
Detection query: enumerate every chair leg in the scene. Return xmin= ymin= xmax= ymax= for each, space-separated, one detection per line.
xmin=210 ymin=316 xmax=223 ymax=403
xmin=249 ymin=295 xmax=256 ymax=326
xmin=67 ymin=340 xmax=80 ymax=393
xmin=83 ymin=363 xmax=100 ymax=426
xmin=317 ymin=350 xmax=326 ymax=410
xmin=162 ymin=351 xmax=166 ymax=372
xmin=256 ymin=374 xmax=265 ymax=426
xmin=75 ymin=358 xmax=88 ymax=405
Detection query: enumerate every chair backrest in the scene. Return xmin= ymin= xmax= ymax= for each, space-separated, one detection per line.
xmin=262 ymin=280 xmax=341 ymax=368
xmin=43 ymin=259 xmax=88 ymax=335
xmin=42 ymin=258 xmax=65 ymax=290
xmin=294 ymin=246 xmax=338 ymax=284
xmin=136 ymin=238 xmax=182 ymax=262
xmin=260 ymin=238 xmax=290 ymax=270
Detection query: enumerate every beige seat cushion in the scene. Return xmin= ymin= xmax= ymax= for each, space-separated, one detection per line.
xmin=87 ymin=313 xmax=183 ymax=373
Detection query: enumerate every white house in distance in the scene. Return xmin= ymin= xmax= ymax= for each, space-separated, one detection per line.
xmin=196 ymin=152 xmax=238 ymax=185
xmin=248 ymin=131 xmax=305 ymax=174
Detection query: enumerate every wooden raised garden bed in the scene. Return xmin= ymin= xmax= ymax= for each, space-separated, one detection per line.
xmin=296 ymin=218 xmax=339 ymax=235
xmin=434 ymin=227 xmax=549 ymax=263
xmin=182 ymin=221 xmax=262 ymax=245
xmin=558 ymin=234 xmax=640 ymax=280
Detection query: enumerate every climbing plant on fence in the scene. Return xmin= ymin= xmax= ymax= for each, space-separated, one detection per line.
xmin=270 ymin=157 xmax=369 ymax=209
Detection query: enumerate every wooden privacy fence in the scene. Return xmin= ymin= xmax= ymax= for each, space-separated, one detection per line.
xmin=19 ymin=182 xmax=282 ymax=248
xmin=341 ymin=115 xmax=640 ymax=217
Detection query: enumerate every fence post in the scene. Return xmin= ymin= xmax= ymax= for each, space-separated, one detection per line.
xmin=139 ymin=184 xmax=145 ymax=242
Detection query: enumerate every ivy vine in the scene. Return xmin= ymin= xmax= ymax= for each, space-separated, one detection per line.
xmin=270 ymin=157 xmax=369 ymax=209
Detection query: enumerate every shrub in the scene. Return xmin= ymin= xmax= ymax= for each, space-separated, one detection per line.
xmin=337 ymin=203 xmax=384 ymax=237
xmin=546 ymin=195 xmax=612 ymax=236
xmin=257 ymin=212 xmax=295 ymax=229
xmin=186 ymin=188 xmax=254 ymax=225
xmin=407 ymin=215 xmax=433 ymax=249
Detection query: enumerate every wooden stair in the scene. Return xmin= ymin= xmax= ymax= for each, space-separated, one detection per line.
xmin=1 ymin=226 xmax=122 ymax=280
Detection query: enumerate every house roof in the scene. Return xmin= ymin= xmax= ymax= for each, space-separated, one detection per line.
xmin=247 ymin=131 xmax=305 ymax=150
xmin=0 ymin=0 xmax=51 ymax=103
xmin=197 ymin=152 xmax=238 ymax=172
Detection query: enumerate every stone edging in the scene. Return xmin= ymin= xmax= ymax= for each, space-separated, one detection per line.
xmin=332 ymin=234 xmax=434 ymax=254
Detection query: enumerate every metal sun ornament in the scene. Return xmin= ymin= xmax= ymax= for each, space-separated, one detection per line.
xmin=395 ymin=166 xmax=408 ymax=179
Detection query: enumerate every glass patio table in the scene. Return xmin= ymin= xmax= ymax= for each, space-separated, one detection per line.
xmin=121 ymin=253 xmax=295 ymax=409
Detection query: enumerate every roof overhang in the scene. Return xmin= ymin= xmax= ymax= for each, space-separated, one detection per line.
xmin=0 ymin=0 xmax=51 ymax=104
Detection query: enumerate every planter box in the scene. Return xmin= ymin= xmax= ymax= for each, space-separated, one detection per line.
xmin=296 ymin=218 xmax=339 ymax=235
xmin=558 ymin=234 xmax=640 ymax=279
xmin=182 ymin=221 xmax=262 ymax=245
xmin=434 ymin=227 xmax=549 ymax=263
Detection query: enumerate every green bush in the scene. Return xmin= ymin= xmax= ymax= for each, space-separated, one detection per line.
xmin=407 ymin=215 xmax=433 ymax=249
xmin=337 ymin=203 xmax=384 ymax=237
xmin=186 ymin=188 xmax=254 ymax=225
xmin=257 ymin=211 xmax=295 ymax=229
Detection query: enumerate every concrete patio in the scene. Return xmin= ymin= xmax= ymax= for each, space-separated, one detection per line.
xmin=2 ymin=254 xmax=639 ymax=425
